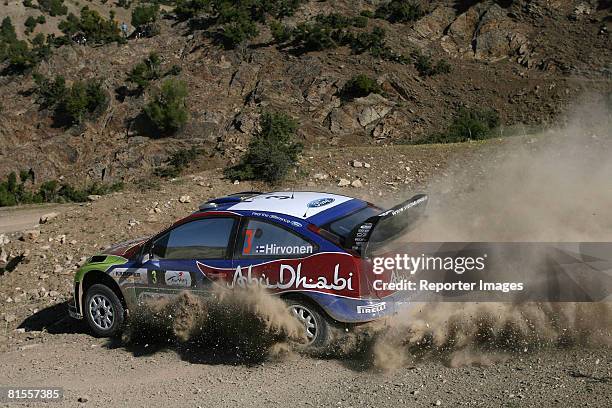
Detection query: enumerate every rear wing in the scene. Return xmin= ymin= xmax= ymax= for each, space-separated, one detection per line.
xmin=347 ymin=194 xmax=428 ymax=254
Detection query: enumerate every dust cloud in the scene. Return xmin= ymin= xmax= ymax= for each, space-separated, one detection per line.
xmin=361 ymin=95 xmax=612 ymax=370
xmin=123 ymin=286 xmax=304 ymax=362
xmin=413 ymin=93 xmax=612 ymax=241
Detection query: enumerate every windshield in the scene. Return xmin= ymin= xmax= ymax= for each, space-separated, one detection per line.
xmin=324 ymin=206 xmax=380 ymax=245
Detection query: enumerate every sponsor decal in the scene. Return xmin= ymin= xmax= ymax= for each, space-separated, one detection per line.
xmin=356 ymin=302 xmax=386 ymax=314
xmin=255 ymin=244 xmax=314 ymax=255
xmin=196 ymin=253 xmax=359 ymax=297
xmin=228 ymin=263 xmax=353 ymax=291
xmin=151 ymin=270 xmax=157 ymax=284
xmin=250 ymin=212 xmax=303 ymax=228
xmin=378 ymin=195 xmax=428 ymax=217
xmin=164 ymin=270 xmax=192 ymax=287
xmin=109 ymin=268 xmax=146 ymax=283
xmin=307 ymin=198 xmax=335 ymax=208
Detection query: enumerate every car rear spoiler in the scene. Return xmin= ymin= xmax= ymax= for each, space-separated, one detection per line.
xmin=347 ymin=194 xmax=428 ymax=254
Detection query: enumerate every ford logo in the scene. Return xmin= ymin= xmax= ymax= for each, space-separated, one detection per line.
xmin=307 ymin=198 xmax=335 ymax=208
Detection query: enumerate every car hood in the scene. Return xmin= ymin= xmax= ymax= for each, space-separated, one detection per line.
xmin=103 ymin=236 xmax=150 ymax=258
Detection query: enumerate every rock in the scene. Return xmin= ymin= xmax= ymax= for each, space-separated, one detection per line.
xmin=39 ymin=212 xmax=59 ymax=224
xmin=413 ymin=6 xmax=456 ymax=39
xmin=4 ymin=313 xmax=16 ymax=323
xmin=364 ymin=162 xmax=371 ymax=168
xmin=0 ymin=246 xmax=7 ymax=265
xmin=351 ymin=179 xmax=363 ymax=188
xmin=352 ymin=160 xmax=363 ymax=168
xmin=49 ymin=291 xmax=60 ymax=298
xmin=15 ymin=328 xmax=26 ymax=333
xmin=313 ymin=173 xmax=328 ymax=180
xmin=78 ymin=395 xmax=89 ymax=403
xmin=0 ymin=234 xmax=11 ymax=245
xmin=337 ymin=178 xmax=351 ymax=187
xmin=21 ymin=229 xmax=40 ymax=241
xmin=39 ymin=273 xmax=49 ymax=280
xmin=233 ymin=180 xmax=240 ymax=185
xmin=356 ymin=94 xmax=395 ymax=127
xmin=128 ymin=219 xmax=139 ymax=227
xmin=87 ymin=194 xmax=101 ymax=202
xmin=435 ymin=400 xmax=442 ymax=406
xmin=179 ymin=195 xmax=191 ymax=203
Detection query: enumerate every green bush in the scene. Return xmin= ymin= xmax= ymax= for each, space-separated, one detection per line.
xmin=23 ymin=0 xmax=35 ymax=8
xmin=375 ymin=0 xmax=425 ymax=23
xmin=33 ymin=74 xmax=107 ymax=126
xmin=127 ymin=52 xmax=161 ymax=93
xmin=38 ymin=0 xmax=68 ymax=17
xmin=225 ymin=111 xmax=302 ymax=183
xmin=422 ymin=107 xmax=500 ymax=144
xmin=144 ymin=78 xmax=189 ymax=135
xmin=154 ymin=147 xmax=201 ymax=178
xmin=0 ymin=170 xmax=123 ymax=207
xmin=58 ymin=7 xmax=123 ymax=45
xmin=175 ymin=0 xmax=303 ymax=48
xmin=33 ymin=73 xmax=67 ymax=109
xmin=58 ymin=80 xmax=107 ymax=125
xmin=1 ymin=17 xmax=51 ymax=74
xmin=25 ymin=16 xmax=38 ymax=34
xmin=341 ymin=74 xmax=382 ymax=100
xmin=413 ymin=51 xmax=452 ymax=76
xmin=131 ymin=4 xmax=160 ymax=28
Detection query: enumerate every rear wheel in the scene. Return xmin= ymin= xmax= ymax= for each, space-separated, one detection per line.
xmin=84 ymin=284 xmax=124 ymax=338
xmin=285 ymin=299 xmax=333 ymax=350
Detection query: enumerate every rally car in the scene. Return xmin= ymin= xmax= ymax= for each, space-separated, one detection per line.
xmin=69 ymin=191 xmax=427 ymax=348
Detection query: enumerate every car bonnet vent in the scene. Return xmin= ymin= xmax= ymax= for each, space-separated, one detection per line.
xmin=90 ymin=255 xmax=107 ymax=263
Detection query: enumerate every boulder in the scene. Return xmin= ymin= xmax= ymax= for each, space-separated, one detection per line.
xmin=39 ymin=212 xmax=59 ymax=224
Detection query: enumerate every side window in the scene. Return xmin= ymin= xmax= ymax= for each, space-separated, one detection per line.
xmin=151 ymin=218 xmax=235 ymax=260
xmin=239 ymin=219 xmax=315 ymax=258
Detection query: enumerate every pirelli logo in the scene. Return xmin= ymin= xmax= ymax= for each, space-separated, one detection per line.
xmin=356 ymin=302 xmax=386 ymax=314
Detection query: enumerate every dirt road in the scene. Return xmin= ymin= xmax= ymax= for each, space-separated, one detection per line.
xmin=0 ymin=204 xmax=72 ymax=234
xmin=0 ymin=321 xmax=610 ymax=407
xmin=1 ymin=133 xmax=611 ymax=407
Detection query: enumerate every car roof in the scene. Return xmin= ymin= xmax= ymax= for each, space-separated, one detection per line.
xmin=201 ymin=191 xmax=369 ymax=225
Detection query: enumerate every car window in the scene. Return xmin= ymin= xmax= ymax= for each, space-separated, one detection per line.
xmin=239 ymin=219 xmax=315 ymax=258
xmin=151 ymin=218 xmax=235 ymax=260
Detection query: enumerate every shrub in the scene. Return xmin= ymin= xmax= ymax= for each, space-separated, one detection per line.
xmin=423 ymin=107 xmax=500 ymax=144
xmin=23 ymin=0 xmax=34 ymax=7
xmin=33 ymin=73 xmax=67 ymax=109
xmin=143 ymin=78 xmax=189 ymax=135
xmin=58 ymin=7 xmax=123 ymax=45
xmin=341 ymin=74 xmax=382 ymax=100
xmin=127 ymin=52 xmax=161 ymax=93
xmin=0 ymin=170 xmax=123 ymax=207
xmin=224 ymin=111 xmax=302 ymax=183
xmin=375 ymin=0 xmax=425 ymax=23
xmin=220 ymin=17 xmax=259 ymax=49
xmin=25 ymin=16 xmax=38 ymax=34
xmin=33 ymin=74 xmax=107 ymax=126
xmin=131 ymin=4 xmax=160 ymax=28
xmin=0 ymin=18 xmax=51 ymax=74
xmin=58 ymin=80 xmax=107 ymax=125
xmin=154 ymin=147 xmax=201 ymax=178
xmin=38 ymin=0 xmax=68 ymax=17
xmin=413 ymin=51 xmax=452 ymax=76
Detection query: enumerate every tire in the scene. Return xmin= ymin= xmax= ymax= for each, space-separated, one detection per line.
xmin=84 ymin=284 xmax=125 ymax=338
xmin=285 ymin=299 xmax=333 ymax=350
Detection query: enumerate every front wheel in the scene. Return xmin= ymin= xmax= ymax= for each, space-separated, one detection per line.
xmin=285 ymin=299 xmax=333 ymax=350
xmin=84 ymin=284 xmax=125 ymax=337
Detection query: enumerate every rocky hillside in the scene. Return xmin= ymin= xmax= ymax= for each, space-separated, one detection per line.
xmin=0 ymin=0 xmax=610 ymax=185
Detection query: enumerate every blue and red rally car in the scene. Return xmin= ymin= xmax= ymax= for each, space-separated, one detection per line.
xmin=69 ymin=191 xmax=427 ymax=348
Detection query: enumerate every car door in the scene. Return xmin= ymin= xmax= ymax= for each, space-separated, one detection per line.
xmin=136 ymin=216 xmax=237 ymax=302
xmin=230 ymin=218 xmax=318 ymax=291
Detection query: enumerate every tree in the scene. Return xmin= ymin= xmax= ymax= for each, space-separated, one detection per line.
xmin=58 ymin=7 xmax=123 ymax=45
xmin=25 ymin=16 xmax=38 ymax=35
xmin=224 ymin=111 xmax=302 ymax=183
xmin=341 ymin=74 xmax=382 ymax=100
xmin=127 ymin=52 xmax=161 ymax=93
xmin=131 ymin=4 xmax=160 ymax=28
xmin=144 ymin=79 xmax=189 ymax=135
xmin=38 ymin=0 xmax=68 ymax=17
